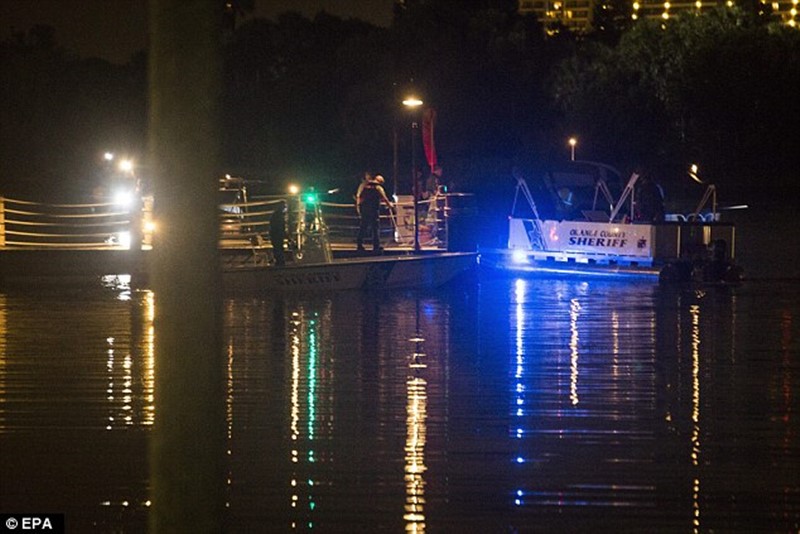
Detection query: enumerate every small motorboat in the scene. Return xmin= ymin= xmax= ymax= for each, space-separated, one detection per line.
xmin=222 ymin=191 xmax=477 ymax=291
xmin=223 ymin=251 xmax=478 ymax=291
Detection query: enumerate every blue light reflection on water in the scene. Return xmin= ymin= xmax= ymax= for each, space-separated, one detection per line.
xmin=0 ymin=278 xmax=798 ymax=532
xmin=505 ymin=278 xmax=663 ymax=526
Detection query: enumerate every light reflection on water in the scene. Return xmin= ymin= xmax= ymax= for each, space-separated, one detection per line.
xmin=0 ymin=278 xmax=798 ymax=532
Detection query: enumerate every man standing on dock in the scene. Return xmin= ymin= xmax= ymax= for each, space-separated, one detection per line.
xmin=356 ymin=175 xmax=393 ymax=254
xmin=270 ymin=200 xmax=287 ymax=266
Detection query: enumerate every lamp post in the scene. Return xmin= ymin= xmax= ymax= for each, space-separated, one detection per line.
xmin=568 ymin=137 xmax=577 ymax=161
xmin=403 ymin=96 xmax=423 ymax=252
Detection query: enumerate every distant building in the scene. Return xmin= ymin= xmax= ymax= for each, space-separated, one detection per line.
xmin=519 ymin=0 xmax=593 ymax=34
xmin=518 ymin=0 xmax=798 ymax=34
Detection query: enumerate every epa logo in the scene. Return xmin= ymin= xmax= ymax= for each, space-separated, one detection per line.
xmin=1 ymin=514 xmax=64 ymax=533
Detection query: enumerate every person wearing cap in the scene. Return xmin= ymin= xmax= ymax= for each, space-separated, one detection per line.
xmin=356 ymin=174 xmax=393 ymax=253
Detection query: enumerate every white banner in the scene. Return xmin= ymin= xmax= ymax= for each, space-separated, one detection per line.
xmin=540 ymin=220 xmax=653 ymax=257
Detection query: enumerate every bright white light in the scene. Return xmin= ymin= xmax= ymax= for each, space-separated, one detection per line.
xmin=118 ymin=159 xmax=134 ymax=173
xmin=288 ymin=184 xmax=300 ymax=195
xmin=104 ymin=152 xmax=114 ymax=161
xmin=114 ymin=189 xmax=135 ymax=207
xmin=689 ymin=164 xmax=703 ymax=184
xmin=118 ymin=231 xmax=132 ymax=249
xmin=511 ymin=249 xmax=530 ymax=264
xmin=402 ymin=96 xmax=423 ymax=107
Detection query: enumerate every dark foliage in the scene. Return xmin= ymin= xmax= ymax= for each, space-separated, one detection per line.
xmin=1 ymin=3 xmax=798 ymax=204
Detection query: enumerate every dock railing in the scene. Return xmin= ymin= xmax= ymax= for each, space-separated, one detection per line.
xmin=0 ymin=196 xmax=153 ymax=249
xmin=0 ymin=192 xmax=473 ymax=251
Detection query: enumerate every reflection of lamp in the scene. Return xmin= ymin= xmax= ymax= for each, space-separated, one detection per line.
xmin=405 ymin=297 xmax=428 ymax=529
xmin=403 ymin=96 xmax=424 ymax=252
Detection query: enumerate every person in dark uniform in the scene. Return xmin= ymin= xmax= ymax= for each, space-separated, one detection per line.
xmin=270 ymin=200 xmax=287 ymax=266
xmin=356 ymin=175 xmax=393 ymax=253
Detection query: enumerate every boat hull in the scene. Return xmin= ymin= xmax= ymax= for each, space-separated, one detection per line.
xmin=480 ymin=249 xmax=661 ymax=280
xmin=222 ymin=252 xmax=478 ymax=291
xmin=499 ymin=217 xmax=741 ymax=283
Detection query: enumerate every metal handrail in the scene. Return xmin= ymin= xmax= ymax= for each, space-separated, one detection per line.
xmin=1 ymin=192 xmax=467 ymax=250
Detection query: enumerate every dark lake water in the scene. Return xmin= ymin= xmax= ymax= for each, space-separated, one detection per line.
xmin=1 ymin=204 xmax=799 ymax=532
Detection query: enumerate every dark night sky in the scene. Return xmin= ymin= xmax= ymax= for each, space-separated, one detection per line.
xmin=1 ymin=0 xmax=395 ymax=64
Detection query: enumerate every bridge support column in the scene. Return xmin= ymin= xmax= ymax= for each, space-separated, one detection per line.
xmin=0 ymin=197 xmax=4 ymax=248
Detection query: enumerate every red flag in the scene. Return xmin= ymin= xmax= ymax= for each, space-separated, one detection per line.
xmin=422 ymin=107 xmax=437 ymax=170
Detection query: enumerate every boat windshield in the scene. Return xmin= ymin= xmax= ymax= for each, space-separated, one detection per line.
xmin=519 ymin=164 xmax=621 ymax=222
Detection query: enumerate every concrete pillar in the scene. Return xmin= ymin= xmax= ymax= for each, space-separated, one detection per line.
xmin=0 ymin=197 xmax=5 ymax=248
xmin=148 ymin=1 xmax=225 ymax=532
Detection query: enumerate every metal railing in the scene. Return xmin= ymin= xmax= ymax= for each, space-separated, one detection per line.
xmin=0 ymin=196 xmax=149 ymax=249
xmin=0 ymin=193 xmax=470 ymax=250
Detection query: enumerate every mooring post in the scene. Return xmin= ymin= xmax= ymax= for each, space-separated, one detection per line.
xmin=148 ymin=1 xmax=226 ymax=532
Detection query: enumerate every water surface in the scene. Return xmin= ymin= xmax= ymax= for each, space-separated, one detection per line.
xmin=1 ymin=274 xmax=797 ymax=532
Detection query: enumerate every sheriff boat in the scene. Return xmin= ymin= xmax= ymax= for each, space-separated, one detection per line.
xmin=221 ymin=188 xmax=477 ymax=292
xmin=481 ymin=162 xmax=742 ymax=283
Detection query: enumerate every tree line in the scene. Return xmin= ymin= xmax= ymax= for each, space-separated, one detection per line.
xmin=1 ymin=0 xmax=797 ymax=205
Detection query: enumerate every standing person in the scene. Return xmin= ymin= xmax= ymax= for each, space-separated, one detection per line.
xmin=354 ymin=171 xmax=372 ymax=205
xmin=423 ymin=165 xmax=443 ymax=240
xmin=356 ymin=174 xmax=393 ymax=253
xmin=424 ymin=164 xmax=442 ymax=200
xmin=270 ymin=199 xmax=287 ymax=266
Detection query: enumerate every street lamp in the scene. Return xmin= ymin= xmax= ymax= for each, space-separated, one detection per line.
xmin=688 ymin=163 xmax=703 ymax=184
xmin=118 ymin=159 xmax=134 ymax=173
xmin=403 ymin=95 xmax=424 ymax=252
xmin=568 ymin=137 xmax=577 ymax=161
